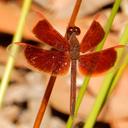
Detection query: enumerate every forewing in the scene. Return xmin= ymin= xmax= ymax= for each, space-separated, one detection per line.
xmin=24 ymin=46 xmax=70 ymax=75
xmin=32 ymin=19 xmax=69 ymax=51
xmin=80 ymin=20 xmax=105 ymax=53
xmin=79 ymin=47 xmax=118 ymax=75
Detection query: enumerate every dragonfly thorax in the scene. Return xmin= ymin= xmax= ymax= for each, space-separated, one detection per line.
xmin=67 ymin=26 xmax=81 ymax=60
xmin=69 ymin=33 xmax=80 ymax=60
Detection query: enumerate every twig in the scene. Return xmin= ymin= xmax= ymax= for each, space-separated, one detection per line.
xmin=33 ymin=0 xmax=82 ymax=127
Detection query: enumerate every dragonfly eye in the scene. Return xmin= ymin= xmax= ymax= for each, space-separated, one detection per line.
xmin=67 ymin=26 xmax=81 ymax=36
xmin=73 ymin=26 xmax=81 ymax=35
xmin=67 ymin=27 xmax=74 ymax=35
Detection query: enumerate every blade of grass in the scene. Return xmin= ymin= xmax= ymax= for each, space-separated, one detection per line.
xmin=104 ymin=23 xmax=128 ymax=98
xmin=83 ymin=72 xmax=115 ymax=128
xmin=83 ymin=22 xmax=128 ymax=128
xmin=0 ymin=0 xmax=32 ymax=107
xmin=109 ymin=23 xmax=128 ymax=94
xmin=109 ymin=55 xmax=128 ymax=94
xmin=96 ymin=0 xmax=122 ymax=51
xmin=66 ymin=0 xmax=121 ymax=127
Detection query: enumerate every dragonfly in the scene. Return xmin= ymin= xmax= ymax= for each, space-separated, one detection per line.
xmin=17 ymin=18 xmax=123 ymax=118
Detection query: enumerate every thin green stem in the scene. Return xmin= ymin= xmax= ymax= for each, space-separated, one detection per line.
xmin=96 ymin=0 xmax=121 ymax=51
xmin=83 ymin=72 xmax=114 ymax=128
xmin=66 ymin=0 xmax=121 ymax=127
xmin=84 ymin=12 xmax=128 ymax=128
xmin=109 ymin=23 xmax=128 ymax=94
xmin=109 ymin=55 xmax=128 ymax=94
xmin=0 ymin=0 xmax=32 ymax=107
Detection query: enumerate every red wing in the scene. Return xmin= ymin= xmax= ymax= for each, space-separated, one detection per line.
xmin=79 ymin=47 xmax=118 ymax=75
xmin=80 ymin=20 xmax=105 ymax=53
xmin=32 ymin=19 xmax=69 ymax=51
xmin=24 ymin=46 xmax=70 ymax=75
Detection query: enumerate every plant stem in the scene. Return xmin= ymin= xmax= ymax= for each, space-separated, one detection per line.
xmin=83 ymin=72 xmax=114 ymax=128
xmin=96 ymin=0 xmax=121 ymax=51
xmin=68 ymin=0 xmax=82 ymax=27
xmin=33 ymin=75 xmax=56 ymax=128
xmin=0 ymin=0 xmax=32 ymax=107
xmin=109 ymin=23 xmax=128 ymax=94
xmin=66 ymin=0 xmax=121 ymax=127
xmin=84 ymin=7 xmax=128 ymax=128
xmin=83 ymin=42 xmax=128 ymax=128
xmin=109 ymin=55 xmax=128 ymax=94
xmin=33 ymin=0 xmax=82 ymax=127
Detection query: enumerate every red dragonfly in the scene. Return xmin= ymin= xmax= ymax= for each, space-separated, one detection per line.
xmin=17 ymin=18 xmax=122 ymax=119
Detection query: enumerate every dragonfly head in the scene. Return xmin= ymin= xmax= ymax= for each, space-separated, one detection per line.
xmin=67 ymin=26 xmax=81 ymax=37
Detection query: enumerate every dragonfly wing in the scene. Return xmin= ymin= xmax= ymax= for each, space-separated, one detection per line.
xmin=24 ymin=46 xmax=70 ymax=75
xmin=32 ymin=19 xmax=69 ymax=51
xmin=79 ymin=47 xmax=118 ymax=75
xmin=80 ymin=20 xmax=105 ymax=53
